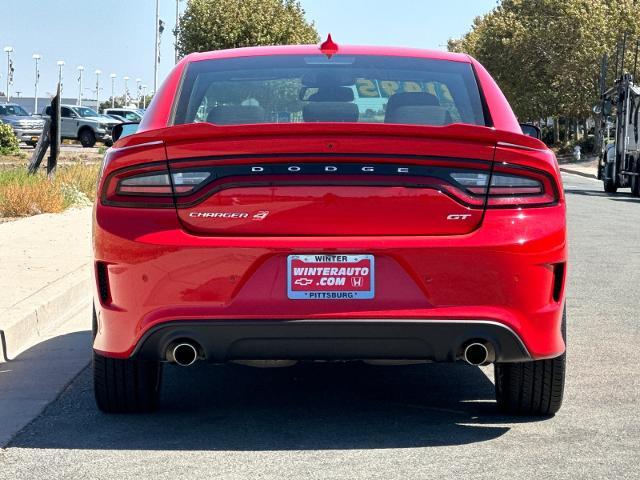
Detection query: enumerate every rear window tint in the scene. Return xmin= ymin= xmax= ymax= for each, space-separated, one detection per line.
xmin=173 ymin=55 xmax=486 ymax=127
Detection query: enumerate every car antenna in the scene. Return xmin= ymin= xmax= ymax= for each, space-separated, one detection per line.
xmin=320 ymin=33 xmax=339 ymax=59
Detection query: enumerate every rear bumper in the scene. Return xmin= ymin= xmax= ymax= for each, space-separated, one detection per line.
xmin=93 ymin=204 xmax=567 ymax=361
xmin=131 ymin=319 xmax=531 ymax=363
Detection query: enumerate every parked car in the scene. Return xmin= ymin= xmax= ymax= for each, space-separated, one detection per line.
xmin=103 ymin=108 xmax=143 ymax=123
xmin=104 ymin=114 xmax=128 ymax=123
xmin=0 ymin=103 xmax=45 ymax=147
xmin=43 ymin=104 xmax=120 ymax=147
xmin=93 ymin=42 xmax=567 ymax=416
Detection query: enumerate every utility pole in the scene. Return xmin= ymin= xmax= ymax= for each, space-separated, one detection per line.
xmin=77 ymin=66 xmax=84 ymax=106
xmin=57 ymin=60 xmax=65 ymax=94
xmin=154 ymin=0 xmax=160 ymax=93
xmin=32 ymin=54 xmax=41 ymax=114
xmin=95 ymin=70 xmax=102 ymax=112
xmin=175 ymin=0 xmax=181 ymax=64
xmin=110 ymin=73 xmax=116 ymax=108
xmin=4 ymin=46 xmax=13 ymax=102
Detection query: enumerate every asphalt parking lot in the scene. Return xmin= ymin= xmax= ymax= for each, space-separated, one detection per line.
xmin=0 ymin=173 xmax=638 ymax=479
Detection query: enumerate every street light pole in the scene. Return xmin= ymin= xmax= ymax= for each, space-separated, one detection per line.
xmin=4 ymin=46 xmax=13 ymax=102
xmin=32 ymin=54 xmax=41 ymax=114
xmin=56 ymin=60 xmax=65 ymax=94
xmin=95 ymin=70 xmax=102 ymax=112
xmin=142 ymin=84 xmax=148 ymax=109
xmin=123 ymin=76 xmax=130 ymax=105
xmin=109 ymin=73 xmax=116 ymax=108
xmin=135 ymin=78 xmax=142 ymax=108
xmin=77 ymin=66 xmax=84 ymax=106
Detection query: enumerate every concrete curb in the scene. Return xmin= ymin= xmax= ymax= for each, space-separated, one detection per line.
xmin=0 ymin=264 xmax=91 ymax=362
xmin=559 ymin=166 xmax=598 ymax=179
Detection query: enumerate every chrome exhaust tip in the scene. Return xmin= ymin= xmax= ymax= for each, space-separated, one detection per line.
xmin=167 ymin=342 xmax=198 ymax=366
xmin=463 ymin=342 xmax=491 ymax=366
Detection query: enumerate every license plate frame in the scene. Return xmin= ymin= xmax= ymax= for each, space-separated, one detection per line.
xmin=287 ymin=254 xmax=375 ymax=300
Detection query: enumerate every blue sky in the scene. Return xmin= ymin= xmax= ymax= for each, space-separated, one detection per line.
xmin=1 ymin=0 xmax=497 ymax=102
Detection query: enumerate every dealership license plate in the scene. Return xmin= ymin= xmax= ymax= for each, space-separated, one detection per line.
xmin=287 ymin=254 xmax=375 ymax=300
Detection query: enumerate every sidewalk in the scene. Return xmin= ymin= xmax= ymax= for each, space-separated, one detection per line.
xmin=558 ymin=155 xmax=598 ymax=179
xmin=0 ymin=207 xmax=93 ymax=361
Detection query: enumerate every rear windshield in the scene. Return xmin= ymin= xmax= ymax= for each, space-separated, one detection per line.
xmin=173 ymin=55 xmax=486 ymax=127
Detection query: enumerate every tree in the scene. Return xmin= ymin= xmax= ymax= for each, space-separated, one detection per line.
xmin=176 ymin=0 xmax=319 ymax=57
xmin=449 ymin=0 xmax=640 ymax=143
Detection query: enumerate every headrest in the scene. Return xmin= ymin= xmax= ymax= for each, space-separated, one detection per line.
xmin=385 ymin=92 xmax=439 ymax=115
xmin=307 ymin=86 xmax=355 ymax=102
xmin=206 ymin=105 xmax=265 ymax=125
xmin=385 ymin=105 xmax=452 ymax=126
xmin=303 ymin=102 xmax=359 ymax=122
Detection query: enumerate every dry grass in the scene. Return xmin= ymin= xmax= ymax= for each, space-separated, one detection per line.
xmin=0 ymin=163 xmax=100 ymax=217
xmin=0 ymin=182 xmax=65 ymax=216
xmin=56 ymin=163 xmax=100 ymax=200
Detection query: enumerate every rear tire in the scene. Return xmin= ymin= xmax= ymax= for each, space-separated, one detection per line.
xmin=603 ymin=162 xmax=618 ymax=193
xmin=93 ymin=350 xmax=162 ymax=413
xmin=79 ymin=128 xmax=96 ymax=148
xmin=631 ymin=159 xmax=640 ymax=197
xmin=494 ymin=308 xmax=566 ymax=416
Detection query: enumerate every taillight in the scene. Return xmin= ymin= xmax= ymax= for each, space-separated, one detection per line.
xmin=451 ymin=163 xmax=558 ymax=208
xmin=101 ymin=163 xmax=213 ymax=207
xmin=486 ymin=164 xmax=558 ymax=207
xmin=101 ymin=160 xmax=558 ymax=209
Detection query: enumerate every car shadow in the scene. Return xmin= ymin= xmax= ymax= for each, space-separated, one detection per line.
xmin=10 ymin=360 xmax=549 ymax=451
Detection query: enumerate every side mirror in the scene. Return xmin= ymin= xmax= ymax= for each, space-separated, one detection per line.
xmin=520 ymin=123 xmax=541 ymax=140
xmin=112 ymin=122 xmax=139 ymax=142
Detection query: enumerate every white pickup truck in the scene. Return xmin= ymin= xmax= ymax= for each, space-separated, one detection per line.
xmin=43 ymin=104 xmax=120 ymax=147
xmin=0 ymin=103 xmax=45 ymax=147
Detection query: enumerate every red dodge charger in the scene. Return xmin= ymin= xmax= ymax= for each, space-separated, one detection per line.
xmin=92 ymin=39 xmax=566 ymax=415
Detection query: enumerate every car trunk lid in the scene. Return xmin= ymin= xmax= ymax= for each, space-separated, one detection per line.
xmin=143 ymin=123 xmax=511 ymax=236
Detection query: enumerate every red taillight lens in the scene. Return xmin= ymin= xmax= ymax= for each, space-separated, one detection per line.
xmin=101 ymin=164 xmax=212 ymax=207
xmin=486 ymin=164 xmax=558 ymax=207
xmin=118 ymin=173 xmax=173 ymax=194
xmin=451 ymin=164 xmax=558 ymax=208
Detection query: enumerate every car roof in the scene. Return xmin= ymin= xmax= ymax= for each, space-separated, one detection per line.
xmin=185 ymin=44 xmax=471 ymax=64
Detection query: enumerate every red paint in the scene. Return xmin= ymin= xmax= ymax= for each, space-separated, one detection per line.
xmin=94 ymin=44 xmax=567 ymax=362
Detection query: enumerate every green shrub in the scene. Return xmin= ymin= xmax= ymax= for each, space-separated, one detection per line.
xmin=0 ymin=123 xmax=20 ymax=155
